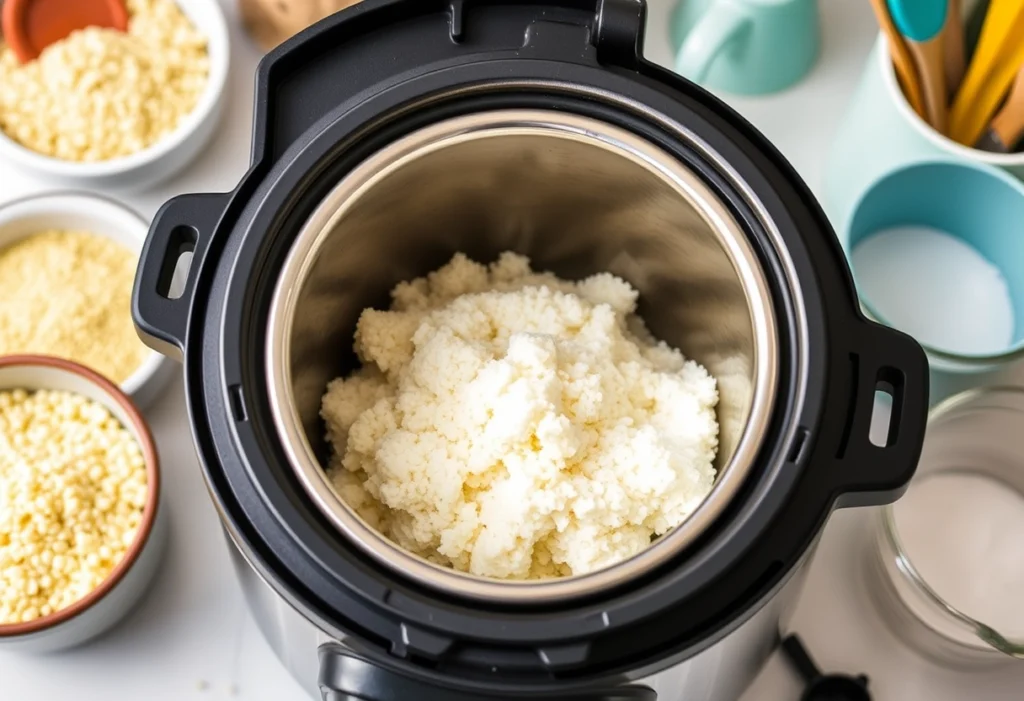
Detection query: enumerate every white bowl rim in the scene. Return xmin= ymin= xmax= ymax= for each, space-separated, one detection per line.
xmin=0 ymin=190 xmax=166 ymax=396
xmin=0 ymin=0 xmax=230 ymax=177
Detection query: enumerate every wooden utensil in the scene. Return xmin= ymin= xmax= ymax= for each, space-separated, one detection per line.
xmin=941 ymin=0 xmax=966 ymax=96
xmin=239 ymin=0 xmax=362 ymax=51
xmin=887 ymin=0 xmax=949 ymax=132
xmin=950 ymin=0 xmax=1024 ymax=141
xmin=869 ymin=0 xmax=926 ymax=117
xmin=974 ymin=60 xmax=1024 ymax=151
xmin=1 ymin=0 xmax=128 ymax=63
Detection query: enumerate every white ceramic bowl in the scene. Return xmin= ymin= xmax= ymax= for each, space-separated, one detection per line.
xmin=0 ymin=356 xmax=167 ymax=653
xmin=0 ymin=0 xmax=230 ymax=192
xmin=0 ymin=192 xmax=176 ymax=408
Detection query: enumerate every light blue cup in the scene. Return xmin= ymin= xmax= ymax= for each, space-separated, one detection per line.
xmin=838 ymin=159 xmax=1024 ymax=405
xmin=670 ymin=0 xmax=820 ymax=95
xmin=825 ymin=36 xmax=1024 ymax=230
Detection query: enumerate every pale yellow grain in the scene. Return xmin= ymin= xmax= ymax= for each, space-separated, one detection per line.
xmin=0 ymin=390 xmax=148 ymax=625
xmin=0 ymin=230 xmax=150 ymax=384
xmin=0 ymin=0 xmax=209 ymax=161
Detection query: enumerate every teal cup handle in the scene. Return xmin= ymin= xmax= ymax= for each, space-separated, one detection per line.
xmin=674 ymin=4 xmax=751 ymax=85
xmin=835 ymin=158 xmax=1024 ymax=405
xmin=670 ymin=0 xmax=820 ymax=96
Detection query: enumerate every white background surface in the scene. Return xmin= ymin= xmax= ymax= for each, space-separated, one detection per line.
xmin=1 ymin=0 xmax=1023 ymax=699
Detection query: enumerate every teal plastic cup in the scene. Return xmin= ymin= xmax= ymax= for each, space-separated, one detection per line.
xmin=838 ymin=160 xmax=1024 ymax=404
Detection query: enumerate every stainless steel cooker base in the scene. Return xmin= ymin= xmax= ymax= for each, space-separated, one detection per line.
xmin=228 ymin=535 xmax=809 ymax=701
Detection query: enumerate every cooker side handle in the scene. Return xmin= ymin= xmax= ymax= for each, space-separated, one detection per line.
xmin=132 ymin=193 xmax=228 ymax=362
xmin=317 ymin=644 xmax=657 ymax=700
xmin=830 ymin=319 xmax=930 ymax=509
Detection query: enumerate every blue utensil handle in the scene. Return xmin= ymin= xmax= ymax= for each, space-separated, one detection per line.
xmin=886 ymin=0 xmax=946 ymax=41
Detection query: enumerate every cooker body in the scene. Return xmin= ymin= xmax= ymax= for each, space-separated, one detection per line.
xmin=130 ymin=1 xmax=929 ymax=699
xmin=226 ymin=530 xmax=809 ymax=701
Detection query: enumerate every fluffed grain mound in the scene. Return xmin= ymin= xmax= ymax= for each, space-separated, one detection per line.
xmin=321 ymin=253 xmax=720 ymax=581
xmin=0 ymin=231 xmax=150 ymax=384
xmin=0 ymin=0 xmax=209 ymax=161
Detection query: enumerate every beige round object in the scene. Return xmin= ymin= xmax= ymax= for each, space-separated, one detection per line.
xmin=239 ymin=0 xmax=362 ymax=51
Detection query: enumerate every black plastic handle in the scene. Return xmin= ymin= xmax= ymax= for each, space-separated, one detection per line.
xmin=831 ymin=319 xmax=930 ymax=508
xmin=781 ymin=635 xmax=871 ymax=701
xmin=131 ymin=193 xmax=228 ymax=362
xmin=317 ymin=644 xmax=656 ymax=701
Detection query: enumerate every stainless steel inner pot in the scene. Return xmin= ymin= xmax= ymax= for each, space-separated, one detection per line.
xmin=266 ymin=110 xmax=778 ymax=602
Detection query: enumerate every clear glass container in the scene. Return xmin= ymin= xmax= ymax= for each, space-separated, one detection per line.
xmin=866 ymin=386 xmax=1024 ymax=667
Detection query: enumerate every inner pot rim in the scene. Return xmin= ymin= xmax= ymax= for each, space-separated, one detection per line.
xmin=265 ymin=109 xmax=779 ymax=603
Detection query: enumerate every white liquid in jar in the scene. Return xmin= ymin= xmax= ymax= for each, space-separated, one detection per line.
xmin=851 ymin=226 xmax=1015 ymax=356
xmin=893 ymin=470 xmax=1024 ymax=642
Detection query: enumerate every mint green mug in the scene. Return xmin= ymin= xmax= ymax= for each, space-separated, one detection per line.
xmin=670 ymin=0 xmax=820 ymax=95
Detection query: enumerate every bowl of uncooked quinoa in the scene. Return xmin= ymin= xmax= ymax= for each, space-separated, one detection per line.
xmin=0 ymin=191 xmax=176 ymax=409
xmin=0 ymin=0 xmax=229 ymax=191
xmin=0 ymin=355 xmax=166 ymax=653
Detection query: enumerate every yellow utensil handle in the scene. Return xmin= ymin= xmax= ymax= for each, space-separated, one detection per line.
xmin=955 ymin=40 xmax=1024 ymax=146
xmin=950 ymin=0 xmax=1024 ymax=135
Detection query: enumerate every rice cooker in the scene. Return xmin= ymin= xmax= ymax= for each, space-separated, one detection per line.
xmin=131 ymin=1 xmax=930 ymax=698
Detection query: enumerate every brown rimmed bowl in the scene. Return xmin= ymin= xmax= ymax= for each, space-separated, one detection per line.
xmin=0 ymin=355 xmax=167 ymax=653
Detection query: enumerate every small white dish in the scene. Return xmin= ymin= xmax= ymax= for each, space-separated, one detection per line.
xmin=0 ymin=355 xmax=167 ymax=653
xmin=0 ymin=191 xmax=176 ymax=408
xmin=0 ymin=0 xmax=230 ymax=192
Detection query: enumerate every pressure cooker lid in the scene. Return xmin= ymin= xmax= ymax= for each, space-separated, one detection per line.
xmin=129 ymin=0 xmax=930 ymax=696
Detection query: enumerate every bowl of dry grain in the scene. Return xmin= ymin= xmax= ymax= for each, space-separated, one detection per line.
xmin=0 ymin=191 xmax=176 ymax=409
xmin=0 ymin=0 xmax=229 ymax=191
xmin=0 ymin=354 xmax=166 ymax=653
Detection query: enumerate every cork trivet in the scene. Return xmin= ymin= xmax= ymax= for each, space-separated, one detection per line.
xmin=239 ymin=0 xmax=362 ymax=51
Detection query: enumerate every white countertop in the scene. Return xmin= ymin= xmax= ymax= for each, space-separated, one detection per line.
xmin=2 ymin=1 xmax=1022 ymax=699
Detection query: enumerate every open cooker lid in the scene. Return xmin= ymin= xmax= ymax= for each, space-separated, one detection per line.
xmin=132 ymin=0 xmax=929 ymax=696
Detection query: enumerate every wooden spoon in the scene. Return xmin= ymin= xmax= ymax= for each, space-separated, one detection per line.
xmin=869 ymin=0 xmax=926 ymax=118
xmin=942 ymin=0 xmax=966 ymax=97
xmin=887 ymin=0 xmax=949 ymax=132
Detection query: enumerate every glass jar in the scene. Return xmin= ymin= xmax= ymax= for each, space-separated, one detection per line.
xmin=866 ymin=386 xmax=1024 ymax=666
